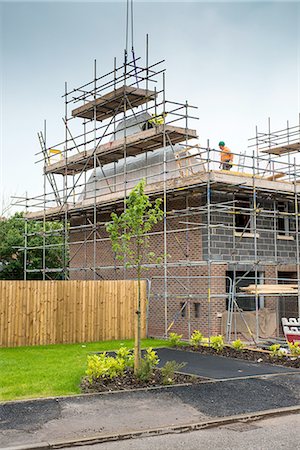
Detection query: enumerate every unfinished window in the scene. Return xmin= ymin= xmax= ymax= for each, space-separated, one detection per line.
xmin=194 ymin=303 xmax=200 ymax=318
xmin=226 ymin=271 xmax=263 ymax=311
xmin=277 ymin=202 xmax=290 ymax=236
xmin=278 ymin=272 xmax=298 ymax=324
xmin=235 ymin=198 xmax=251 ymax=233
xmin=180 ymin=302 xmax=186 ymax=318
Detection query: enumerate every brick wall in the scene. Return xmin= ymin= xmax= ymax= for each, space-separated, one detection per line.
xmin=68 ymin=190 xmax=299 ymax=339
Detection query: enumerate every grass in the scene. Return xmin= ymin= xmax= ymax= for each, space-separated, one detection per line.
xmin=0 ymin=338 xmax=168 ymax=402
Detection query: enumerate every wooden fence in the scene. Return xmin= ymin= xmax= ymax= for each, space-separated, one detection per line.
xmin=0 ymin=280 xmax=147 ymax=347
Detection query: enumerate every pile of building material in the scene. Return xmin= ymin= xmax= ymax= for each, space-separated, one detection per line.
xmin=241 ymin=284 xmax=299 ymax=295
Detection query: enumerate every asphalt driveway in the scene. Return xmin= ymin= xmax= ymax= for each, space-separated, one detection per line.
xmin=155 ymin=348 xmax=299 ymax=379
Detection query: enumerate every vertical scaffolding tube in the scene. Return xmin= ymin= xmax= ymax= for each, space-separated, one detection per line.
xmin=294 ymin=158 xmax=300 ymax=316
xmin=207 ymin=141 xmax=211 ymax=340
xmin=163 ymin=72 xmax=168 ymax=337
xmin=24 ymin=193 xmax=28 ymax=281
xmin=252 ymin=149 xmax=259 ymax=341
xmin=63 ymin=81 xmax=69 ymax=280
xmin=123 ymin=50 xmax=128 ymax=280
xmin=42 ymin=120 xmax=47 ymax=280
xmin=93 ymin=59 xmax=97 ymax=280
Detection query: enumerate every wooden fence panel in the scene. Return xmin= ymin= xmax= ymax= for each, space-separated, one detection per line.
xmin=0 ymin=280 xmax=147 ymax=347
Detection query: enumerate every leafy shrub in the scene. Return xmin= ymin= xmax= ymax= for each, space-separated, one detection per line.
xmin=210 ymin=335 xmax=224 ymax=352
xmin=86 ymin=353 xmax=126 ymax=381
xmin=144 ymin=347 xmax=159 ymax=368
xmin=269 ymin=344 xmax=287 ymax=357
xmin=137 ymin=358 xmax=153 ymax=382
xmin=277 ymin=347 xmax=288 ymax=357
xmin=161 ymin=360 xmax=186 ymax=385
xmin=288 ymin=341 xmax=300 ymax=356
xmin=201 ymin=337 xmax=210 ymax=347
xmin=269 ymin=344 xmax=281 ymax=357
xmin=168 ymin=332 xmax=183 ymax=347
xmin=115 ymin=347 xmax=134 ymax=368
xmin=137 ymin=348 xmax=159 ymax=381
xmin=190 ymin=330 xmax=203 ymax=348
xmin=232 ymin=339 xmax=244 ymax=351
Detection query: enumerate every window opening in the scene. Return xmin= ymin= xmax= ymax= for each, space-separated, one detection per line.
xmin=235 ymin=198 xmax=251 ymax=232
xmin=194 ymin=303 xmax=200 ymax=318
xmin=180 ymin=302 xmax=186 ymax=318
xmin=226 ymin=271 xmax=263 ymax=311
xmin=277 ymin=202 xmax=290 ymax=236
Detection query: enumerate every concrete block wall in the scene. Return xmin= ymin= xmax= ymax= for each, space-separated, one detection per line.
xmin=202 ymin=192 xmax=299 ymax=264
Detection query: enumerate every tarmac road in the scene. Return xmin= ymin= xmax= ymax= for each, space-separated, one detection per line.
xmin=71 ymin=413 xmax=300 ymax=450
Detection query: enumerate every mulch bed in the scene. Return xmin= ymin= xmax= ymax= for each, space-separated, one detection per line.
xmin=175 ymin=344 xmax=300 ymax=369
xmin=81 ymin=368 xmax=207 ymax=393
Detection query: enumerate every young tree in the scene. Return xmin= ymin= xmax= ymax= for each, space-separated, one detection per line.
xmin=106 ymin=179 xmax=163 ymax=372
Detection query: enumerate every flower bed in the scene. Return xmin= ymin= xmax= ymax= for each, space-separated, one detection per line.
xmin=168 ymin=332 xmax=300 ymax=369
xmin=81 ymin=347 xmax=207 ymax=394
xmin=81 ymin=368 xmax=205 ymax=393
xmin=175 ymin=344 xmax=300 ymax=368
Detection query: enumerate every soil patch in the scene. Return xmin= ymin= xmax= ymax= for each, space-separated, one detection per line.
xmin=81 ymin=368 xmax=207 ymax=393
xmin=174 ymin=345 xmax=300 ymax=369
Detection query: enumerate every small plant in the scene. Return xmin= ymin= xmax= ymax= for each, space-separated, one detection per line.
xmin=161 ymin=361 xmax=187 ymax=385
xmin=277 ymin=347 xmax=288 ymax=357
xmin=137 ymin=358 xmax=153 ymax=382
xmin=190 ymin=330 xmax=203 ymax=348
xmin=269 ymin=344 xmax=281 ymax=357
xmin=232 ymin=339 xmax=244 ymax=351
xmin=168 ymin=332 xmax=183 ymax=347
xmin=288 ymin=341 xmax=300 ymax=356
xmin=86 ymin=353 xmax=126 ymax=382
xmin=137 ymin=348 xmax=159 ymax=382
xmin=201 ymin=337 xmax=210 ymax=347
xmin=210 ymin=335 xmax=224 ymax=352
xmin=269 ymin=344 xmax=287 ymax=357
xmin=115 ymin=347 xmax=134 ymax=368
xmin=144 ymin=347 xmax=159 ymax=368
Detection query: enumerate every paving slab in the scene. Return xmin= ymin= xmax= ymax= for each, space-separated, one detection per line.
xmin=155 ymin=348 xmax=300 ymax=379
xmin=1 ymin=373 xmax=300 ymax=449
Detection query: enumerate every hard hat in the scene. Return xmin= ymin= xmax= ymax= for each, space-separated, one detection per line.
xmin=219 ymin=141 xmax=225 ymax=147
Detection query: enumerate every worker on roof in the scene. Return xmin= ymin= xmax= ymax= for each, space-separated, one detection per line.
xmin=219 ymin=141 xmax=233 ymax=171
xmin=148 ymin=112 xmax=168 ymax=126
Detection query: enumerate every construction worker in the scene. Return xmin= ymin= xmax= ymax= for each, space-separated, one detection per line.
xmin=219 ymin=141 xmax=233 ymax=170
xmin=148 ymin=112 xmax=167 ymax=127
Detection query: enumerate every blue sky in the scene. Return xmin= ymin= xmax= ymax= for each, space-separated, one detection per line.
xmin=0 ymin=1 xmax=299 ymax=212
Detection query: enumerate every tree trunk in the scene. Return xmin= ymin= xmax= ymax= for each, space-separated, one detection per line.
xmin=134 ymin=265 xmax=142 ymax=374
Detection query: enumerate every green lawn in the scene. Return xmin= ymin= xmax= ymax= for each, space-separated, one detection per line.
xmin=0 ymin=338 xmax=168 ymax=402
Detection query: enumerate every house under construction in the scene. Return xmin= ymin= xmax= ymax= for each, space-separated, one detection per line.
xmin=16 ymin=48 xmax=300 ymax=343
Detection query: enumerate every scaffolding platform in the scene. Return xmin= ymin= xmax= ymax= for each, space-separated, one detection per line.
xmin=72 ymin=86 xmax=157 ymax=122
xmin=261 ymin=141 xmax=300 ymax=155
xmin=26 ymin=169 xmax=300 ymax=220
xmin=45 ymin=125 xmax=198 ymax=175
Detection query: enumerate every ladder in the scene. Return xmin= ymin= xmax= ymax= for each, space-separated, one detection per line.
xmin=237 ymin=152 xmax=246 ymax=172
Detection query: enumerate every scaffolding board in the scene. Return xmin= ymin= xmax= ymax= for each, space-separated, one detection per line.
xmin=45 ymin=125 xmax=198 ymax=175
xmin=72 ymin=86 xmax=157 ymax=121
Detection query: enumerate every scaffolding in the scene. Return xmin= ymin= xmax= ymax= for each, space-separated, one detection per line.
xmin=13 ymin=44 xmax=300 ymax=344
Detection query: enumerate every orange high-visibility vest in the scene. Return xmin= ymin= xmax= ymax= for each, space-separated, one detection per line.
xmin=220 ymin=146 xmax=233 ymax=163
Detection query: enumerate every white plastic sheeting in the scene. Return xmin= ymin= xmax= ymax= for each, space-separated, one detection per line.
xmin=80 ymin=112 xmax=203 ymax=200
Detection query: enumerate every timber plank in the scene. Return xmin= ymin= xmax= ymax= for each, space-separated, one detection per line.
xmin=45 ymin=125 xmax=198 ymax=175
xmin=72 ymin=86 xmax=157 ymax=122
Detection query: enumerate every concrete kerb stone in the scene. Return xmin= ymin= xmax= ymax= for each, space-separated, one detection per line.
xmin=4 ymin=405 xmax=300 ymax=450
